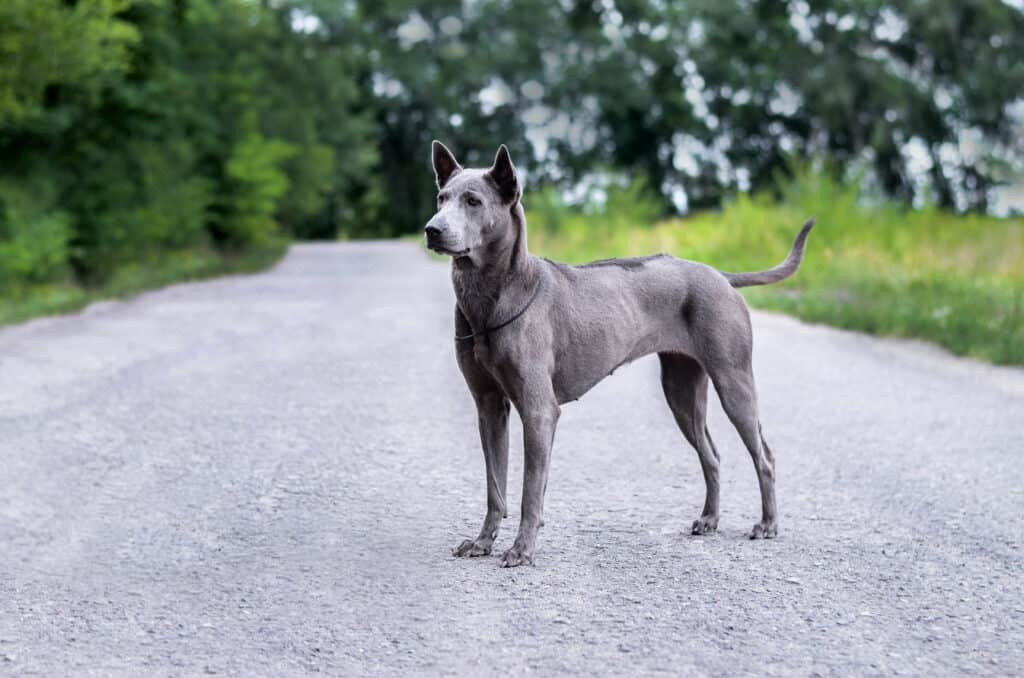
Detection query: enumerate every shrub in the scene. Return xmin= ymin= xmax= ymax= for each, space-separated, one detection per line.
xmin=63 ymin=136 xmax=213 ymax=282
xmin=216 ymin=130 xmax=297 ymax=249
xmin=0 ymin=174 xmax=72 ymax=287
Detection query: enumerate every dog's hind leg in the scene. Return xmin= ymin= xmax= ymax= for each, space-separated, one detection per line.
xmin=709 ymin=365 xmax=778 ymax=539
xmin=659 ymin=353 xmax=720 ymax=535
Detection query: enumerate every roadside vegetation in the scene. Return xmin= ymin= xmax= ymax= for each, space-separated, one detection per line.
xmin=0 ymin=1 xmax=369 ymax=326
xmin=0 ymin=240 xmax=286 ymax=327
xmin=528 ymin=171 xmax=1024 ymax=365
xmin=3 ymin=2 xmax=1022 ymax=338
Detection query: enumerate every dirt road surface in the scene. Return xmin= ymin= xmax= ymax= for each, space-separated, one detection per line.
xmin=2 ymin=242 xmax=1022 ymax=675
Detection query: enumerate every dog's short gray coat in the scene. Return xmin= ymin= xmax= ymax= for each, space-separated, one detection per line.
xmin=425 ymin=142 xmax=814 ymax=567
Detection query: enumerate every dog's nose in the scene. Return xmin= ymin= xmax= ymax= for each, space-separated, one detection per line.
xmin=425 ymin=217 xmax=447 ymax=240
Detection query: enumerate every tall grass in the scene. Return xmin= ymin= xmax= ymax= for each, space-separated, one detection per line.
xmin=528 ymin=172 xmax=1024 ymax=365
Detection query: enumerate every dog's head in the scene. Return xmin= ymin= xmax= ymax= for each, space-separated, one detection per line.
xmin=424 ymin=141 xmax=521 ymax=261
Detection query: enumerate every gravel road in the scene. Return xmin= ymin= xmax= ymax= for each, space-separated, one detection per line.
xmin=2 ymin=241 xmax=1023 ymax=676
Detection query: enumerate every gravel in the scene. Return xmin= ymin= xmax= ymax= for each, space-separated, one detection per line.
xmin=1 ymin=241 xmax=1022 ymax=676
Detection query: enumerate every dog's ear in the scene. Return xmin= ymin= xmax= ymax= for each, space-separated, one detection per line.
xmin=432 ymin=140 xmax=461 ymax=189
xmin=486 ymin=144 xmax=520 ymax=204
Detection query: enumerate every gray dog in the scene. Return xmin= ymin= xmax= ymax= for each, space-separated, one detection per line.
xmin=425 ymin=141 xmax=813 ymax=567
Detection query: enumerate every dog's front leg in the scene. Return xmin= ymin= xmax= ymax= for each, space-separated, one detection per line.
xmin=453 ymin=392 xmax=509 ymax=557
xmin=500 ymin=397 xmax=560 ymax=568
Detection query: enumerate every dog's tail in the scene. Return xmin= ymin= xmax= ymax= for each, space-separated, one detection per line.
xmin=721 ymin=218 xmax=815 ymax=288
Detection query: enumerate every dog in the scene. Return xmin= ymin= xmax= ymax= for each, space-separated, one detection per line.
xmin=425 ymin=141 xmax=813 ymax=567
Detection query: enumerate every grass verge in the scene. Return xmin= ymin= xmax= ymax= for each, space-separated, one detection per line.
xmin=0 ymin=238 xmax=289 ymax=327
xmin=526 ymin=172 xmax=1024 ymax=365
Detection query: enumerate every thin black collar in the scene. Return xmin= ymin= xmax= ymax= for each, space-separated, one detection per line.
xmin=455 ymin=277 xmax=543 ymax=342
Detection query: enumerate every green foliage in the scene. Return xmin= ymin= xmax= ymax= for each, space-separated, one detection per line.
xmin=278 ymin=142 xmax=336 ymax=238
xmin=2 ymin=0 xmax=1023 ymax=334
xmin=528 ymin=177 xmax=666 ymax=256
xmin=0 ymin=0 xmax=374 ymax=302
xmin=63 ymin=133 xmax=214 ymax=280
xmin=0 ymin=173 xmax=71 ymax=286
xmin=220 ymin=130 xmax=297 ymax=248
xmin=0 ymin=239 xmax=287 ymax=327
xmin=0 ymin=0 xmax=138 ymax=126
xmin=296 ymin=0 xmax=1024 ymax=225
xmin=529 ymin=171 xmax=1024 ymax=365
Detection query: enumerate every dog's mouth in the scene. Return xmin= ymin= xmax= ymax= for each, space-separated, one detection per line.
xmin=426 ymin=242 xmax=470 ymax=257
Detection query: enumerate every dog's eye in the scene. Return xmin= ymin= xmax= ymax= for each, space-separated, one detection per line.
xmin=466 ymin=196 xmax=481 ymax=207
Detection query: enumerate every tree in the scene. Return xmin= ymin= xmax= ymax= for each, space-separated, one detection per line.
xmin=0 ymin=0 xmax=377 ymax=287
xmin=545 ymin=0 xmax=1024 ymax=212
xmin=0 ymin=0 xmax=138 ymax=127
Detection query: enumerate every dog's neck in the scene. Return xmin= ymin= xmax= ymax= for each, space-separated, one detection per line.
xmin=451 ymin=204 xmax=538 ymax=332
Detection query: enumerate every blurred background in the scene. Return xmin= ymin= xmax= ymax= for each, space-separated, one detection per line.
xmin=1 ymin=0 xmax=1021 ymax=361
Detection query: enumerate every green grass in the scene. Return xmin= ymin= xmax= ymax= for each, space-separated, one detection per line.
xmin=526 ymin=172 xmax=1024 ymax=365
xmin=0 ymin=238 xmax=288 ymax=327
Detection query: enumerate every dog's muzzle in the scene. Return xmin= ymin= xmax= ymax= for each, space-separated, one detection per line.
xmin=424 ymin=217 xmax=466 ymax=256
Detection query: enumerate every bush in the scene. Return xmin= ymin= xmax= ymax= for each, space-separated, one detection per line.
xmin=0 ymin=174 xmax=72 ymax=287
xmin=216 ymin=130 xmax=297 ymax=249
xmin=61 ymin=135 xmax=214 ymax=282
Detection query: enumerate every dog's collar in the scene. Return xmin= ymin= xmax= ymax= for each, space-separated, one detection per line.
xmin=455 ymin=278 xmax=543 ymax=342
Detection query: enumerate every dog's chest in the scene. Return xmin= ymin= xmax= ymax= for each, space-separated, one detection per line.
xmin=471 ymin=338 xmax=493 ymax=365
xmin=466 ymin=335 xmax=526 ymax=395
xmin=472 ymin=336 xmax=515 ymax=378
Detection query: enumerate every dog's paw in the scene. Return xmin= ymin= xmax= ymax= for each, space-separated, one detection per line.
xmin=499 ymin=545 xmax=534 ymax=568
xmin=452 ymin=539 xmax=492 ymax=557
xmin=749 ymin=521 xmax=778 ymax=539
xmin=690 ymin=515 xmax=719 ymax=535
